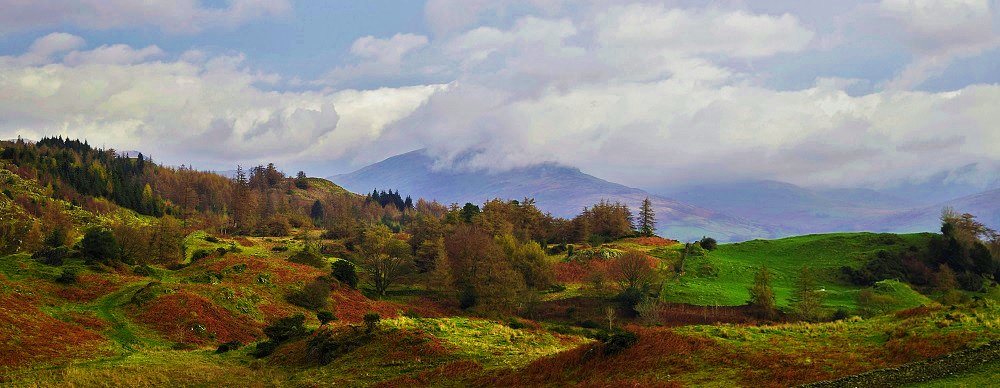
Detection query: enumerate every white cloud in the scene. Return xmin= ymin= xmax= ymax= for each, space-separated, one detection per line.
xmin=0 ymin=0 xmax=291 ymax=34
xmin=872 ymin=0 xmax=999 ymax=89
xmin=323 ymin=33 xmax=430 ymax=84
xmin=0 ymin=36 xmax=442 ymax=170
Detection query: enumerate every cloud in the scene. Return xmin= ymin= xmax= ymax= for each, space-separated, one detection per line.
xmin=871 ymin=0 xmax=999 ymax=89
xmin=323 ymin=33 xmax=430 ymax=85
xmin=374 ymin=4 xmax=1000 ymax=189
xmin=0 ymin=34 xmax=442 ymax=170
xmin=0 ymin=0 xmax=291 ymax=34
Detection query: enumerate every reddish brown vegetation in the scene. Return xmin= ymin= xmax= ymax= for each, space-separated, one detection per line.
xmin=49 ymin=274 xmax=121 ymax=302
xmin=622 ymin=236 xmax=678 ymax=246
xmin=132 ymin=291 xmax=261 ymax=345
xmin=375 ymin=360 xmax=485 ymax=388
xmin=0 ymin=293 xmax=107 ymax=371
xmin=894 ymin=305 xmax=942 ymax=319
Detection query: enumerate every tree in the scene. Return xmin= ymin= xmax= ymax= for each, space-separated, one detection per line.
xmin=637 ymin=197 xmax=656 ymax=237
xmin=611 ymin=250 xmax=656 ymax=291
xmin=460 ymin=203 xmax=481 ymax=223
xmin=295 ymin=171 xmax=309 ymax=189
xmin=80 ymin=227 xmax=120 ymax=265
xmin=357 ymin=224 xmax=412 ymax=297
xmin=748 ymin=266 xmax=777 ymax=319
xmin=791 ymin=267 xmax=825 ymax=322
xmin=699 ymin=237 xmax=718 ymax=251
xmin=310 ymin=200 xmax=325 ymax=223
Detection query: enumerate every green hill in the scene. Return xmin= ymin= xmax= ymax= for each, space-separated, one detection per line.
xmin=661 ymin=232 xmax=936 ymax=310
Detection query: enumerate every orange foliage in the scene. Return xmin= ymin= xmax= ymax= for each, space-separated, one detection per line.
xmin=132 ymin=291 xmax=261 ymax=345
xmin=622 ymin=236 xmax=678 ymax=246
xmin=0 ymin=293 xmax=108 ymax=371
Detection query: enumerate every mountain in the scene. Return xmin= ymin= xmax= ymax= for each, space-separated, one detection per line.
xmin=659 ymin=180 xmax=1000 ymax=236
xmin=880 ymin=188 xmax=1000 ymax=233
xmin=659 ymin=180 xmax=908 ymax=236
xmin=330 ymin=149 xmax=776 ymax=242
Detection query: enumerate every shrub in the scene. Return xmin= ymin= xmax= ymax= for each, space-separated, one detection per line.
xmin=204 ymin=236 xmax=220 ymax=243
xmin=616 ymin=287 xmax=645 ymax=315
xmin=317 ymin=311 xmax=337 ymax=326
xmin=507 ymin=319 xmax=527 ymax=330
xmin=271 ymin=246 xmax=289 ymax=252
xmin=216 ymin=247 xmax=228 ymax=256
xmin=288 ymin=249 xmax=326 ymax=268
xmin=216 ymin=340 xmax=243 ymax=354
xmin=699 ymin=237 xmax=718 ymax=251
xmin=252 ymin=340 xmax=278 ymax=358
xmin=598 ymin=329 xmax=639 ymax=355
xmin=133 ymin=264 xmax=155 ymax=277
xmin=363 ymin=312 xmax=380 ymax=333
xmin=331 ymin=260 xmax=359 ymax=288
xmin=32 ymin=246 xmax=68 ymax=266
xmin=55 ymin=268 xmax=78 ymax=284
xmin=306 ymin=329 xmax=371 ymax=366
xmin=129 ymin=282 xmax=174 ymax=306
xmin=190 ymin=249 xmax=211 ymax=262
xmin=287 ymin=280 xmax=331 ymax=310
xmin=832 ymin=307 xmax=851 ymax=321
xmin=263 ymin=314 xmax=308 ymax=343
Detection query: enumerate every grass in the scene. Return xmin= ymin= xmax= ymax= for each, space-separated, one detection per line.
xmin=659 ymin=232 xmax=935 ymax=310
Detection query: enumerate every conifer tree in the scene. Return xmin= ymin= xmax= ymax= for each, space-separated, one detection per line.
xmin=637 ymin=197 xmax=656 ymax=237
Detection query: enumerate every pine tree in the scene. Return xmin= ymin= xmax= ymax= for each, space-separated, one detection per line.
xmin=637 ymin=197 xmax=656 ymax=237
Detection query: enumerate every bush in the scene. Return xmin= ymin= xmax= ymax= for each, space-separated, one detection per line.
xmin=699 ymin=237 xmax=718 ymax=251
xmin=55 ymin=268 xmax=78 ymax=284
xmin=832 ymin=307 xmax=851 ymax=321
xmin=263 ymin=314 xmax=308 ymax=343
xmin=32 ymin=246 xmax=69 ymax=266
xmin=331 ymin=260 xmax=359 ymax=289
xmin=271 ymin=246 xmax=289 ymax=252
xmin=216 ymin=247 xmax=228 ymax=256
xmin=616 ymin=287 xmax=645 ymax=315
xmin=288 ymin=249 xmax=326 ymax=268
xmin=317 ymin=311 xmax=337 ymax=326
xmin=133 ymin=264 xmax=155 ymax=277
xmin=598 ymin=329 xmax=639 ymax=355
xmin=363 ymin=312 xmax=380 ymax=333
xmin=507 ymin=319 xmax=528 ymax=330
xmin=190 ymin=249 xmax=211 ymax=262
xmin=204 ymin=236 xmax=220 ymax=243
xmin=216 ymin=340 xmax=243 ymax=354
xmin=287 ymin=280 xmax=331 ymax=310
xmin=251 ymin=340 xmax=278 ymax=358
xmin=306 ymin=329 xmax=371 ymax=366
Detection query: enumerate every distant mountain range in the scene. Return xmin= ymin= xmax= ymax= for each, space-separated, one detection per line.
xmin=330 ymin=150 xmax=776 ymax=242
xmin=330 ymin=150 xmax=1000 ymax=242
xmin=661 ymin=180 xmax=1000 ymax=237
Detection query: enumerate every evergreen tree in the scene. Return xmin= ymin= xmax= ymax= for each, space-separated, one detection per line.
xmin=637 ymin=197 xmax=656 ymax=237
xmin=310 ymin=200 xmax=325 ymax=222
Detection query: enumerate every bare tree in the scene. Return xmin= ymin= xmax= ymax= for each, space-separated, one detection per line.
xmin=611 ymin=250 xmax=655 ymax=291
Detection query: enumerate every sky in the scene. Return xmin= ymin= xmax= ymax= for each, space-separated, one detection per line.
xmin=0 ymin=0 xmax=998 ymax=191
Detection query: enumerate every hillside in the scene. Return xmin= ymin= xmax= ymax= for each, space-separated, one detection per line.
xmin=658 ymin=232 xmax=936 ymax=308
xmin=331 ymin=149 xmax=775 ymax=242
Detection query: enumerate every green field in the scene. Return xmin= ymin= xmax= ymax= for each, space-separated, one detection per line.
xmin=660 ymin=232 xmax=936 ymax=309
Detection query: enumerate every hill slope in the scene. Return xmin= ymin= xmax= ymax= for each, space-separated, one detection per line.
xmin=331 ymin=149 xmax=776 ymax=242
